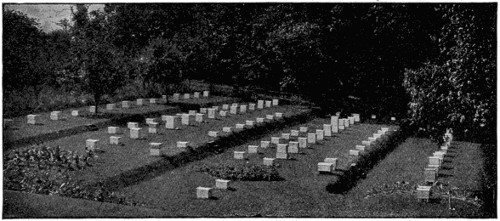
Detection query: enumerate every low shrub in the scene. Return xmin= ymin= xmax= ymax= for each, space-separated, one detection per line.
xmin=4 ymin=145 xmax=137 ymax=206
xmin=194 ymin=163 xmax=282 ymax=181
xmin=326 ymin=127 xmax=409 ymax=194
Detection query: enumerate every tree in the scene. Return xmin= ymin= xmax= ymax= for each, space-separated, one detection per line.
xmin=69 ymin=4 xmax=126 ymax=113
xmin=3 ymin=9 xmax=45 ymax=94
xmin=403 ymin=4 xmax=496 ymax=143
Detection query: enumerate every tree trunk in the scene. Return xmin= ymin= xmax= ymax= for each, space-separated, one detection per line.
xmin=94 ymin=93 xmax=101 ymax=114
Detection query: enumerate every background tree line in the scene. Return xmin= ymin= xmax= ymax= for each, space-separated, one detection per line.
xmin=3 ymin=3 xmax=496 ymax=143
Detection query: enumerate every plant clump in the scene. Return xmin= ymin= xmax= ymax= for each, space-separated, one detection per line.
xmin=194 ymin=163 xmax=282 ymax=181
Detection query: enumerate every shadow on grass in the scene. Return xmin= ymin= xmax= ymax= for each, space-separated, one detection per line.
xmin=89 ymin=110 xmax=313 ymax=191
xmin=479 ymin=143 xmax=496 ymax=217
xmin=325 ymin=128 xmax=409 ymax=194
xmin=438 ymin=173 xmax=454 ymax=178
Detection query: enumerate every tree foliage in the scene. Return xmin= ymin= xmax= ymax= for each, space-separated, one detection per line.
xmin=3 ymin=3 xmax=496 ymax=143
xmin=403 ymin=4 xmax=496 ymax=143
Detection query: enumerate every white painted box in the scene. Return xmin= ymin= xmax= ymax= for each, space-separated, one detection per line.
xmin=130 ymin=128 xmax=142 ymax=139
xmin=324 ymin=158 xmax=338 ymax=169
xmin=108 ymin=126 xmax=120 ymax=134
xmin=230 ymin=106 xmax=237 ymax=114
xmin=121 ymin=101 xmax=129 ymax=108
xmin=215 ymin=179 xmax=230 ymax=189
xmin=196 ymin=187 xmax=213 ymax=199
xmin=307 ymin=133 xmax=316 ymax=144
xmin=177 ymin=141 xmax=189 ymax=148
xmin=148 ymin=122 xmax=158 ymax=134
xmin=355 ymin=145 xmax=365 ymax=152
xmin=271 ymin=137 xmax=281 ymax=144
xmin=248 ymin=145 xmax=259 ymax=154
xmin=234 ymin=151 xmax=246 ymax=159
xmin=362 ymin=140 xmax=372 ymax=147
xmin=298 ymin=137 xmax=307 ymax=148
xmin=349 ymin=149 xmax=360 ymax=156
xmin=136 ymin=99 xmax=143 ymax=106
xmin=323 ymin=124 xmax=332 ymax=137
xmin=145 ymin=118 xmax=156 ymax=124
xmin=207 ymin=108 xmax=216 ymax=119
xmin=110 ymin=136 xmax=121 ymax=145
xmin=50 ymin=111 xmax=61 ymax=120
xmin=261 ymin=141 xmax=270 ymax=148
xmin=265 ymin=100 xmax=272 ymax=108
xmin=86 ymin=139 xmax=99 ymax=151
xmin=257 ymin=100 xmax=264 ymax=109
xmin=331 ymin=116 xmax=339 ymax=126
xmin=349 ymin=116 xmax=355 ymax=125
xmin=277 ymin=143 xmax=288 ymax=153
xmin=128 ymin=122 xmax=139 ymax=129
xmin=208 ymin=131 xmax=218 ymax=137
xmin=150 ymin=142 xmax=162 ymax=156
xmin=173 ymin=93 xmax=180 ymax=101
xmin=219 ymin=110 xmax=227 ymax=117
xmin=281 ymin=133 xmax=290 ymax=140
xmin=272 ymin=99 xmax=279 ymax=106
xmin=240 ymin=105 xmax=247 ymax=113
xmin=165 ymin=116 xmax=177 ymax=129
xmin=181 ymin=114 xmax=190 ymax=125
xmin=316 ymin=130 xmax=324 ymax=141
xmin=263 ymin=157 xmax=275 ymax=166
xmin=195 ymin=113 xmax=204 ymax=123
xmin=288 ymin=141 xmax=299 ymax=153
xmin=318 ymin=162 xmax=334 ymax=173
xmin=276 ymin=152 xmax=288 ymax=159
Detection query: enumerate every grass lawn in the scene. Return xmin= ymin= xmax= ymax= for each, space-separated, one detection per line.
xmin=19 ymin=105 xmax=309 ymax=186
xmin=335 ymin=138 xmax=485 ymax=217
xmin=115 ymin=118 xmax=396 ymax=217
xmin=3 ymin=95 xmax=238 ymax=147
xmin=3 ymin=190 xmax=169 ymax=218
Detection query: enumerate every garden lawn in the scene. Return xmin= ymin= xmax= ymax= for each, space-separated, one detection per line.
xmin=115 ymin=118 xmax=396 ymax=217
xmin=3 ymin=95 xmax=237 ymax=147
xmin=24 ymin=105 xmax=309 ymax=186
xmin=335 ymin=138 xmax=485 ymax=217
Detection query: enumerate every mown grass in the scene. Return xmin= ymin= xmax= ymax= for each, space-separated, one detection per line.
xmin=22 ymin=105 xmax=308 ymax=186
xmin=336 ymin=138 xmax=486 ymax=217
xmin=114 ymin=118 xmax=395 ymax=217
xmin=3 ymin=96 xmax=236 ymax=148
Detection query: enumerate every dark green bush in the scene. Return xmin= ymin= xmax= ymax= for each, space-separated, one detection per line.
xmin=194 ymin=163 xmax=282 ymax=181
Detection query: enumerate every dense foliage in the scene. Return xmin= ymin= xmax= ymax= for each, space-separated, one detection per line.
xmin=3 ymin=3 xmax=496 ymax=141
xmin=403 ymin=4 xmax=496 ymax=143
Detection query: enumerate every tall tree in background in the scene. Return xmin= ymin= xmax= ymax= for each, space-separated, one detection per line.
xmin=68 ymin=4 xmax=126 ymax=113
xmin=403 ymin=4 xmax=496 ymax=142
xmin=3 ymin=10 xmax=45 ymax=96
